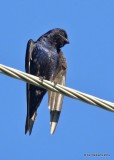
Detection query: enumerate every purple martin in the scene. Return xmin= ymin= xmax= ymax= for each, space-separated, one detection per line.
xmin=25 ymin=28 xmax=69 ymax=135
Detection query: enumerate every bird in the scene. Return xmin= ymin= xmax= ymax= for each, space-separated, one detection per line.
xmin=25 ymin=28 xmax=69 ymax=135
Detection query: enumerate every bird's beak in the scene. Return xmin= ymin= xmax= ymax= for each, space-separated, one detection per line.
xmin=59 ymin=34 xmax=69 ymax=44
xmin=65 ymin=38 xmax=69 ymax=44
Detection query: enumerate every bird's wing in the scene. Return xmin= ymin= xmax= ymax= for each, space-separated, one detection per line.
xmin=25 ymin=39 xmax=37 ymax=134
xmin=25 ymin=39 xmax=52 ymax=135
xmin=25 ymin=39 xmax=37 ymax=73
xmin=25 ymin=40 xmax=43 ymax=134
xmin=48 ymin=51 xmax=67 ymax=134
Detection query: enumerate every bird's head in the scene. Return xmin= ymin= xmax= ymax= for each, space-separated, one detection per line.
xmin=44 ymin=28 xmax=69 ymax=49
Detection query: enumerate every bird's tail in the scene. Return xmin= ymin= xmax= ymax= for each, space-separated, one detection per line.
xmin=25 ymin=84 xmax=46 ymax=135
xmin=25 ymin=112 xmax=37 ymax=135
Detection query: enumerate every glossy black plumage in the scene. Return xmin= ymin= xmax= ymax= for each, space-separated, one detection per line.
xmin=25 ymin=28 xmax=69 ymax=135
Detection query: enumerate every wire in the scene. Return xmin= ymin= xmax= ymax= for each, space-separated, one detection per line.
xmin=0 ymin=64 xmax=114 ymax=112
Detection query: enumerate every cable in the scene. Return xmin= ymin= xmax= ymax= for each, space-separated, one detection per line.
xmin=0 ymin=64 xmax=114 ymax=112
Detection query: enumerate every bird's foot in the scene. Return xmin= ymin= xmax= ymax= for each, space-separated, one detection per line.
xmin=39 ymin=76 xmax=45 ymax=82
xmin=54 ymin=80 xmax=58 ymax=86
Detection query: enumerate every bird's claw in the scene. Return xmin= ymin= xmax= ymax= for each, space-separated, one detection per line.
xmin=39 ymin=76 xmax=45 ymax=82
xmin=54 ymin=80 xmax=57 ymax=86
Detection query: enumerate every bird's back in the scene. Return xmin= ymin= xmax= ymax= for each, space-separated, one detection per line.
xmin=31 ymin=38 xmax=59 ymax=80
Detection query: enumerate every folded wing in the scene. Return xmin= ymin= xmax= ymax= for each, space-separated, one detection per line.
xmin=25 ymin=39 xmax=47 ymax=135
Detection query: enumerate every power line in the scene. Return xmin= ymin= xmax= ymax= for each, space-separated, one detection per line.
xmin=0 ymin=64 xmax=114 ymax=112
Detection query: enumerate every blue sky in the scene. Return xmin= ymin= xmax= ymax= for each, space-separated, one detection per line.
xmin=0 ymin=0 xmax=114 ymax=159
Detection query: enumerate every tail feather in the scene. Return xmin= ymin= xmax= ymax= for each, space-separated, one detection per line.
xmin=25 ymin=112 xmax=37 ymax=135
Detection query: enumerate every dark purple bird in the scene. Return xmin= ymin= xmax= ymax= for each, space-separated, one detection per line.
xmin=25 ymin=28 xmax=69 ymax=135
